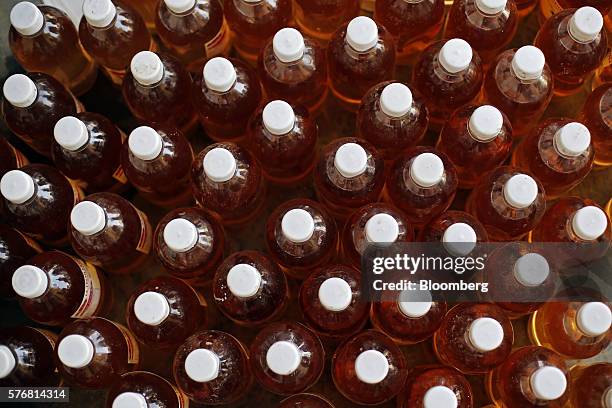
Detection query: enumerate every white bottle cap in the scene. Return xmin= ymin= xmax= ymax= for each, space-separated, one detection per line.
xmin=380 ymin=83 xmax=413 ymax=118
xmin=184 ymin=348 xmax=220 ymax=382
xmin=334 ymin=143 xmax=368 ymax=178
xmin=129 ymin=126 xmax=163 ymax=161
xmin=273 ymin=28 xmax=305 ymax=63
xmin=605 ymin=388 xmax=612 ymax=408
xmin=130 ymin=51 xmax=164 ymax=86
xmin=475 ymin=0 xmax=507 ymax=15
xmin=346 ymin=16 xmax=378 ymax=52
xmin=10 ymin=2 xmax=44 ymax=36
xmin=468 ymin=317 xmax=504 ymax=352
xmin=164 ymin=0 xmax=196 ymax=14
xmin=442 ymin=223 xmax=477 ymax=257
xmin=503 ymin=174 xmax=538 ymax=209
xmin=468 ymin=105 xmax=503 ymax=141
xmin=513 ymin=253 xmax=550 ymax=287
xmin=398 ymin=289 xmax=433 ymax=318
xmin=57 ymin=334 xmax=95 ymax=369
xmin=266 ymin=341 xmax=301 ymax=376
xmin=203 ymin=57 xmax=237 ymax=93
xmin=410 ymin=152 xmax=445 ymax=188
xmin=54 ymin=116 xmax=89 ymax=151
xmin=263 ymin=100 xmax=296 ymax=135
xmin=365 ymin=213 xmax=400 ymax=243
xmin=577 ymin=302 xmax=612 ymax=337
xmin=1 ymin=170 xmax=35 ymax=204
xmin=572 ymin=206 xmax=608 ymax=241
xmin=83 ymin=0 xmax=117 ymax=28
xmin=281 ymin=208 xmax=315 ymax=243
xmin=70 ymin=201 xmax=106 ymax=236
xmin=134 ymin=291 xmax=171 ymax=326
xmin=12 ymin=265 xmax=48 ymax=298
xmin=112 ymin=392 xmax=148 ymax=408
xmin=163 ymin=218 xmax=199 ymax=252
xmin=318 ymin=277 xmax=352 ymax=312
xmin=203 ymin=147 xmax=237 ymax=182
xmin=530 ymin=366 xmax=567 ymax=401
xmin=3 ymin=74 xmax=37 ymax=108
xmin=227 ymin=263 xmax=262 ymax=298
xmin=512 ymin=46 xmax=545 ymax=80
xmin=554 ymin=122 xmax=591 ymax=157
xmin=569 ymin=7 xmax=604 ymax=43
xmin=423 ymin=386 xmax=458 ymax=408
xmin=354 ymin=349 xmax=389 ymax=384
xmin=0 ymin=346 xmax=16 ymax=379
xmin=439 ymin=38 xmax=473 ymax=74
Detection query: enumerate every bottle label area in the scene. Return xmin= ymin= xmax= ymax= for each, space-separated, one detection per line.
xmin=205 ymin=20 xmax=232 ymax=58
xmin=539 ymin=0 xmax=563 ymax=20
xmin=111 ymin=321 xmax=140 ymax=365
xmin=135 ymin=208 xmax=153 ymax=254
xmin=69 ymin=256 xmax=103 ymax=319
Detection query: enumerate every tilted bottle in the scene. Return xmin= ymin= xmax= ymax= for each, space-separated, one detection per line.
xmin=0 ymin=225 xmax=41 ymax=298
xmin=397 ymin=366 xmax=474 ymax=408
xmin=579 ymin=83 xmax=612 ymax=168
xmin=566 ymin=363 xmax=612 ymax=408
xmin=106 ymin=370 xmax=190 ymax=408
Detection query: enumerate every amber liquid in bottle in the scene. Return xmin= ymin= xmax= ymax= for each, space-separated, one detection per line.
xmin=0 ymin=138 xmax=28 ymax=177
xmin=279 ymin=393 xmax=335 ymax=408
xmin=0 ymin=225 xmax=41 ymax=298
xmin=397 ymin=366 xmax=474 ymax=408
xmin=122 ymin=0 xmax=158 ymax=29
xmin=567 ymin=363 xmax=612 ymax=408
xmin=106 ymin=370 xmax=190 ymax=408
xmin=418 ymin=210 xmax=489 ymax=253
xmin=294 ymin=0 xmax=359 ymax=43
xmin=579 ymin=83 xmax=612 ymax=168
xmin=538 ymin=0 xmax=611 ymax=31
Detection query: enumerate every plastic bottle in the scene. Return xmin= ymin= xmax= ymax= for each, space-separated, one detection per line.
xmin=9 ymin=2 xmax=97 ymax=96
xmin=436 ymin=105 xmax=512 ymax=189
xmin=258 ymin=28 xmax=328 ymax=112
xmin=279 ymin=394 xmax=335 ymax=408
xmin=155 ymin=0 xmax=231 ymax=73
xmin=593 ymin=49 xmax=612 ymax=88
xmin=121 ymin=125 xmax=194 ymax=207
xmin=55 ymin=317 xmax=140 ymax=389
xmin=434 ymin=303 xmax=514 ymax=374
xmin=172 ymin=330 xmax=252 ymax=405
xmin=327 ymin=16 xmax=396 ymax=107
xmin=212 ymin=250 xmax=288 ymax=325
xmin=126 ymin=276 xmax=207 ymax=350
xmin=0 ymin=138 xmax=28 ymax=177
xmin=386 ymin=147 xmax=459 ymax=227
xmin=397 ymin=366 xmax=474 ymax=408
xmin=313 ymin=138 xmax=385 ymax=220
xmin=535 ymin=7 xmax=608 ymax=96
xmin=332 ymin=330 xmax=407 ymax=405
xmin=192 ymin=57 xmax=263 ymax=141
xmin=265 ymin=199 xmax=338 ymax=280
xmin=69 ymin=193 xmax=152 ymax=274
xmin=357 ymin=81 xmax=429 ymax=161
xmin=0 ymin=326 xmax=61 ymax=386
xmin=0 ymin=225 xmax=41 ymax=299
xmin=466 ymin=166 xmax=546 ymax=241
xmin=418 ymin=211 xmax=489 ymax=259
xmin=123 ymin=0 xmax=157 ymax=30
xmin=1 ymin=165 xmax=83 ymax=246
xmin=191 ymin=142 xmax=266 ymax=225
xmin=2 ymin=73 xmax=81 ymax=157
xmin=123 ymin=52 xmax=196 ymax=134
xmin=412 ymin=38 xmax=483 ymax=128
xmin=293 ymin=0 xmax=359 ymax=43
xmin=106 ymin=370 xmax=190 ymax=408
xmin=579 ymin=83 xmax=612 ymax=168
xmin=248 ymin=100 xmax=318 ymax=183
xmin=482 ymin=46 xmax=554 ymax=138
xmin=79 ymin=0 xmax=155 ymax=86
xmin=52 ymin=113 xmax=128 ymax=193
xmin=566 ymin=363 xmax=612 ymax=408
xmin=250 ymin=321 xmax=325 ymax=395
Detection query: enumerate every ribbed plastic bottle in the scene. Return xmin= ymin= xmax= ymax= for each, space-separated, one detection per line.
xmin=106 ymin=371 xmax=190 ymax=408
xmin=418 ymin=211 xmax=489 ymax=258
xmin=566 ymin=363 xmax=612 ymax=408
xmin=0 ymin=138 xmax=28 ymax=177
xmin=579 ymin=83 xmax=612 ymax=168
xmin=279 ymin=394 xmax=335 ymax=408
xmin=397 ymin=366 xmax=474 ymax=408
xmin=293 ymin=0 xmax=359 ymax=43
xmin=0 ymin=225 xmax=41 ymax=298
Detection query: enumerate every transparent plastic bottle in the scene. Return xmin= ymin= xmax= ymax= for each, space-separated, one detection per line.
xmin=436 ymin=105 xmax=513 ymax=189
xmin=106 ymin=370 xmax=190 ymax=408
xmin=223 ymin=0 xmax=293 ymax=62
xmin=55 ymin=317 xmax=140 ymax=389
xmin=69 ymin=193 xmax=152 ymax=274
xmin=121 ymin=125 xmax=194 ymax=207
xmin=155 ymin=0 xmax=231 ymax=73
xmin=1 ymin=165 xmax=83 ymax=246
xmin=413 ymin=38 xmax=483 ymax=128
xmin=0 ymin=138 xmax=28 ymax=177
xmin=0 ymin=225 xmax=41 ymax=299
xmin=486 ymin=346 xmax=569 ymax=407
xmin=313 ymin=138 xmax=385 ymax=220
xmin=397 ymin=366 xmax=474 ymax=408
xmin=212 ymin=250 xmax=288 ymax=325
xmin=0 ymin=326 xmax=61 ymax=387
xmin=190 ymin=142 xmax=266 ymax=225
xmin=332 ymin=330 xmax=407 ymax=405
xmin=386 ymin=147 xmax=459 ymax=227
xmin=535 ymin=7 xmax=607 ymax=96
xmin=52 ymin=113 xmax=128 ymax=193
xmin=258 ymin=28 xmax=328 ymax=112
xmin=566 ymin=363 xmax=612 ymax=408
xmin=299 ymin=264 xmax=369 ymax=339
xmin=593 ymin=49 xmax=612 ymax=88
xmin=248 ymin=100 xmax=318 ymax=183
xmin=126 ymin=276 xmax=207 ymax=350
xmin=265 ymin=199 xmax=338 ymax=279
xmin=483 ymin=46 xmax=554 ymax=138
xmin=79 ymin=0 xmax=155 ymax=86
xmin=172 ymin=330 xmax=252 ymax=405
xmin=9 ymin=2 xmax=98 ymax=96
xmin=192 ymin=57 xmax=263 ymax=141
xmin=327 ymin=16 xmax=396 ymax=107
xmin=293 ymin=0 xmax=359 ymax=43
xmin=2 ymin=73 xmax=81 ymax=157
xmin=279 ymin=393 xmax=335 ymax=408
xmin=433 ymin=303 xmax=514 ymax=374
xmin=250 ymin=321 xmax=325 ymax=395
xmin=418 ymin=211 xmax=489 ymax=258
xmin=579 ymin=83 xmax=612 ymax=168
xmin=123 ymin=0 xmax=158 ymax=30
xmin=357 ymin=81 xmax=429 ymax=161
xmin=466 ymin=166 xmax=546 ymax=241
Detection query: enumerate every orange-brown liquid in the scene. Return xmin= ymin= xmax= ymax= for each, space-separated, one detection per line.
xmin=397 ymin=366 xmax=474 ymax=408
xmin=0 ymin=225 xmax=41 ymax=298
xmin=418 ymin=210 xmax=489 ymax=242
xmin=567 ymin=363 xmax=612 ymax=408
xmin=294 ymin=0 xmax=359 ymax=42
xmin=279 ymin=393 xmax=335 ymax=408
xmin=515 ymin=0 xmax=537 ymax=18
xmin=579 ymin=83 xmax=612 ymax=168
xmin=538 ymin=0 xmax=611 ymax=26
xmin=0 ymin=138 xmax=28 ymax=182
xmin=123 ymin=0 xmax=158 ymax=30
xmin=106 ymin=371 xmax=189 ymax=408
xmin=592 ymin=49 xmax=612 ymax=89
